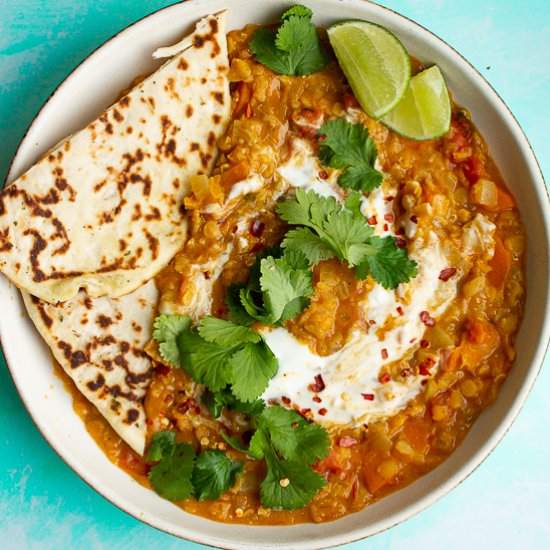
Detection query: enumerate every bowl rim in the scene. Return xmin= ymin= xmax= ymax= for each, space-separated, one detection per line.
xmin=2 ymin=0 xmax=549 ymax=548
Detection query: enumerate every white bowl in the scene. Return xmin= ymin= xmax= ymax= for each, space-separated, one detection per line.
xmin=1 ymin=1 xmax=548 ymax=548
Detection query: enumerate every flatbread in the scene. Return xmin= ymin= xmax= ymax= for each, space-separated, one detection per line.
xmin=23 ymin=280 xmax=158 ymax=455
xmin=0 ymin=12 xmax=230 ymax=304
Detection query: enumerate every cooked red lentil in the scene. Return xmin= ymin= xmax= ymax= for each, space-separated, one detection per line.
xmin=59 ymin=24 xmax=525 ymax=525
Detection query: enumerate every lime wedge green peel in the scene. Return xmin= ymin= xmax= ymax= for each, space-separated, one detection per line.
xmin=381 ymin=65 xmax=451 ymax=141
xmin=327 ymin=20 xmax=411 ymax=119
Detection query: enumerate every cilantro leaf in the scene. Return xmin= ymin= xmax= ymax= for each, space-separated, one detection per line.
xmin=260 ymin=257 xmax=314 ymax=323
xmin=221 ymin=432 xmax=249 ymax=452
xmin=281 ymin=249 xmax=310 ymax=271
xmin=248 ymin=423 xmax=271 ymax=461
xmin=249 ymin=7 xmax=328 ymax=76
xmin=318 ymin=119 xmax=384 ymax=192
xmin=259 ymin=407 xmax=330 ymax=465
xmin=343 ymin=191 xmax=364 ymax=219
xmin=148 ymin=433 xmax=196 ymax=501
xmin=157 ymin=315 xmax=279 ymax=403
xmin=278 ymin=189 xmax=417 ymax=289
xmin=147 ymin=431 xmax=245 ymax=502
xmin=355 ymin=236 xmax=418 ymax=288
xmin=260 ymin=452 xmax=326 ymax=510
xmin=278 ymin=189 xmax=374 ymax=264
xmin=198 ymin=316 xmax=261 ymax=346
xmin=230 ymin=341 xmax=278 ymax=402
xmin=249 ymin=29 xmax=294 ymax=75
xmin=178 ymin=329 xmax=236 ymax=392
xmin=203 ymin=387 xmax=265 ymax=419
xmin=281 ymin=4 xmax=313 ymax=19
xmin=153 ymin=314 xmax=192 ymax=366
xmin=231 ymin=251 xmax=314 ymax=327
xmin=192 ymin=450 xmax=244 ymax=501
xmin=247 ymin=406 xmax=330 ymax=509
xmin=147 ymin=430 xmax=176 ymax=462
xmin=281 ymin=227 xmax=334 ymax=265
xmin=226 ymin=284 xmax=256 ymax=326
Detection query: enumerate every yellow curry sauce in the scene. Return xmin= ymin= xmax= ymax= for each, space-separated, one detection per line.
xmin=58 ymin=25 xmax=526 ymax=524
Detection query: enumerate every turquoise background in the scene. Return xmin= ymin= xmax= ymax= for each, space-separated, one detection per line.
xmin=1 ymin=0 xmax=548 ymax=548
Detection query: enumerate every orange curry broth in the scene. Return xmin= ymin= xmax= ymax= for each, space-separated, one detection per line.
xmin=60 ymin=25 xmax=526 ymax=524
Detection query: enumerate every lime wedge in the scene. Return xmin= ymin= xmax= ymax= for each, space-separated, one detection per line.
xmin=381 ymin=65 xmax=451 ymax=141
xmin=327 ymin=20 xmax=411 ymax=119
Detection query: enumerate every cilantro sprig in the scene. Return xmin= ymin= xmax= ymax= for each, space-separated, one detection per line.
xmin=278 ymin=189 xmax=418 ymax=289
xmin=226 ymin=247 xmax=314 ymax=327
xmin=318 ymin=119 xmax=384 ymax=192
xmin=202 ymin=387 xmax=265 ymax=419
xmin=147 ymin=431 xmax=243 ymax=501
xmin=153 ymin=315 xmax=278 ymax=403
xmin=249 ymin=4 xmax=328 ymax=76
xmin=248 ymin=406 xmax=330 ymax=510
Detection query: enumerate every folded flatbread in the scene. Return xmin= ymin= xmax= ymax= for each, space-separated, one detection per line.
xmin=0 ymin=12 xmax=230 ymax=304
xmin=23 ymin=281 xmax=158 ymax=455
xmin=9 ymin=12 xmax=231 ymax=454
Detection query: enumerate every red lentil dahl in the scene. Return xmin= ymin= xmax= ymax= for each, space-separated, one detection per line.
xmin=57 ymin=24 xmax=525 ymax=525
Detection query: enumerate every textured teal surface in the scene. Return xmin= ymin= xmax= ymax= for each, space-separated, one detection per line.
xmin=0 ymin=1 xmax=548 ymax=548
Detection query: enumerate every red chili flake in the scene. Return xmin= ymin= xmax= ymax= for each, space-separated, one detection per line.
xmin=251 ymin=242 xmax=264 ymax=253
xmin=419 ymin=357 xmax=436 ymax=376
xmin=369 ymin=319 xmax=376 ymax=325
xmin=291 ymin=422 xmax=299 ymax=428
xmin=146 ymin=419 xmax=153 ymax=426
xmin=367 ymin=215 xmax=377 ymax=226
xmin=381 ymin=348 xmax=388 ymax=360
xmin=317 ymin=133 xmax=327 ymax=142
xmin=410 ymin=338 xmax=417 ymax=344
xmin=384 ymin=213 xmax=394 ymax=223
xmin=318 ymin=170 xmax=329 ymax=180
xmin=250 ymin=219 xmax=265 ymax=238
xmin=385 ymin=195 xmax=395 ymax=202
xmin=301 ymin=408 xmax=311 ymax=415
xmin=379 ymin=373 xmax=391 ymax=384
xmin=313 ymin=396 xmax=322 ymax=403
xmin=410 ymin=215 xmax=418 ymax=224
xmin=216 ymin=306 xmax=227 ymax=316
xmin=363 ymin=423 xmax=369 ymax=430
xmin=439 ymin=267 xmax=457 ymax=282
xmin=246 ymin=103 xmax=253 ymax=118
xmin=318 ymin=408 xmax=328 ymax=416
xmin=155 ymin=363 xmax=170 ymax=376
xmin=164 ymin=394 xmax=174 ymax=404
xmin=396 ymin=226 xmax=406 ymax=236
xmin=203 ymin=271 xmax=211 ymax=280
xmin=309 ymin=374 xmax=325 ymax=393
xmin=420 ymin=311 xmax=436 ymax=327
xmin=176 ymin=398 xmax=197 ymax=414
xmin=396 ymin=306 xmax=404 ymax=316
xmin=395 ymin=237 xmax=407 ymax=249
xmin=281 ymin=396 xmax=291 ymax=405
xmin=401 ymin=368 xmax=413 ymax=378
xmin=232 ymin=225 xmax=238 ymax=234
xmin=419 ymin=365 xmax=430 ymax=376
xmin=420 ymin=339 xmax=429 ymax=348
xmin=383 ymin=223 xmax=389 ymax=232
xmin=362 ymin=393 xmax=375 ymax=401
xmin=338 ymin=436 xmax=358 ymax=448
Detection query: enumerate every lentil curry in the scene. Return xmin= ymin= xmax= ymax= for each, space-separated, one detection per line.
xmin=58 ymin=21 xmax=525 ymax=525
